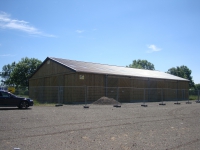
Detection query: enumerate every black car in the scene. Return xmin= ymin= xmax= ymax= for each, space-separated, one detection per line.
xmin=0 ymin=90 xmax=33 ymax=109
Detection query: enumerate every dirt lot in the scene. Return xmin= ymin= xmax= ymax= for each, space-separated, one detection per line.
xmin=0 ymin=101 xmax=200 ymax=150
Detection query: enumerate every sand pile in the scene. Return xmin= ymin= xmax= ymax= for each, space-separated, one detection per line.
xmin=93 ymin=97 xmax=120 ymax=105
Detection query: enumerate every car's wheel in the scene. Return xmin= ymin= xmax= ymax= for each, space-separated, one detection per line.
xmin=19 ymin=101 xmax=28 ymax=109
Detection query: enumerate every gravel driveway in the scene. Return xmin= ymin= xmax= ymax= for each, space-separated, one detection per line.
xmin=0 ymin=101 xmax=200 ymax=150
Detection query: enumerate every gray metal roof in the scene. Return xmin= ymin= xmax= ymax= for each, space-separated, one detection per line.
xmin=49 ymin=57 xmax=188 ymax=81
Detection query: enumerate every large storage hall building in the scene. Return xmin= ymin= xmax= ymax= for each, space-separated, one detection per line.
xmin=29 ymin=57 xmax=189 ymax=103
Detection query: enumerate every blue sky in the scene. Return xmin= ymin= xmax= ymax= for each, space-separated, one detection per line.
xmin=0 ymin=0 xmax=200 ymax=84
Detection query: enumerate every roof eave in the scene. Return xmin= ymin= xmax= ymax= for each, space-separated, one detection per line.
xmin=76 ymin=70 xmax=189 ymax=82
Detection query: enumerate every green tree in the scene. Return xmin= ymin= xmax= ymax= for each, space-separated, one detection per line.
xmin=127 ymin=59 xmax=155 ymax=70
xmin=1 ymin=57 xmax=42 ymax=87
xmin=166 ymin=65 xmax=195 ymax=89
xmin=1 ymin=62 xmax=16 ymax=85
xmin=195 ymin=84 xmax=200 ymax=90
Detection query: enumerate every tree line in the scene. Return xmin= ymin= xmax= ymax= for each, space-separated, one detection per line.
xmin=0 ymin=58 xmax=199 ymax=90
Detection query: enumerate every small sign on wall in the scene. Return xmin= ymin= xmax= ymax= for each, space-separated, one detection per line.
xmin=79 ymin=75 xmax=84 ymax=80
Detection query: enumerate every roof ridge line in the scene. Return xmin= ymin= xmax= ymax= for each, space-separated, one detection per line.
xmin=49 ymin=57 xmax=159 ymax=71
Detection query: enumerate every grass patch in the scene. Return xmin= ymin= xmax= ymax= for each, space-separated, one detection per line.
xmin=15 ymin=95 xmax=55 ymax=105
xmin=33 ymin=100 xmax=56 ymax=106
xmin=189 ymin=95 xmax=198 ymax=100
xmin=15 ymin=95 xmax=59 ymax=106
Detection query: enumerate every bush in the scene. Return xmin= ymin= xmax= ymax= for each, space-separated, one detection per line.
xmin=14 ymin=87 xmax=29 ymax=96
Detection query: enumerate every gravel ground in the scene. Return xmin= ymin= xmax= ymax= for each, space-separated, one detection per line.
xmin=0 ymin=101 xmax=200 ymax=150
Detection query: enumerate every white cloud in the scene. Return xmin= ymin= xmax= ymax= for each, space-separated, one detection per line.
xmin=0 ymin=54 xmax=15 ymax=57
xmin=76 ymin=30 xmax=84 ymax=33
xmin=146 ymin=44 xmax=161 ymax=53
xmin=0 ymin=11 xmax=55 ymax=37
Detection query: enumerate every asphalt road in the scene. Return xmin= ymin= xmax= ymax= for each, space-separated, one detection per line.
xmin=0 ymin=101 xmax=200 ymax=150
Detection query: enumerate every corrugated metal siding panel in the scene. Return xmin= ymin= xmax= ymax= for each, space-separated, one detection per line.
xmin=29 ymin=79 xmax=36 ymax=86
xmin=95 ymin=74 xmax=105 ymax=86
xmin=119 ymin=77 xmax=131 ymax=87
xmin=31 ymin=59 xmax=74 ymax=79
xmin=107 ymin=77 xmax=118 ymax=87
xmin=149 ymin=79 xmax=156 ymax=88
xmin=157 ymin=80 xmax=165 ymax=88
xmin=168 ymin=81 xmax=177 ymax=89
xmin=45 ymin=77 xmax=51 ymax=86
xmin=65 ymin=74 xmax=75 ymax=86
xmin=135 ymin=78 xmax=148 ymax=88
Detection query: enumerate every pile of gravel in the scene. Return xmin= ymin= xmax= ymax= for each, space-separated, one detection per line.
xmin=92 ymin=97 xmax=121 ymax=105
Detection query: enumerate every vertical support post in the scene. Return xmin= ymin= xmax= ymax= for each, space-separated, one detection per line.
xmin=105 ymin=74 xmax=108 ymax=97
xmin=177 ymin=81 xmax=179 ymax=101
xmin=55 ymin=86 xmax=63 ymax=107
xmin=84 ymin=85 xmax=89 ymax=108
xmin=117 ymin=87 xmax=119 ymax=102
xmin=58 ymin=86 xmax=60 ymax=104
xmin=182 ymin=89 xmax=183 ymax=100
xmin=159 ymin=88 xmax=166 ymax=105
xmin=85 ymin=85 xmax=87 ymax=105
xmin=141 ymin=88 xmax=147 ymax=107
xmin=183 ymin=90 xmax=192 ymax=104
xmin=148 ymin=78 xmax=150 ymax=102
xmin=176 ymin=85 xmax=178 ymax=101
xmin=162 ymin=88 xmax=164 ymax=102
xmin=174 ymin=85 xmax=181 ymax=105
xmin=198 ymin=90 xmax=200 ymax=101
xmin=61 ymin=86 xmax=63 ymax=104
xmin=197 ymin=90 xmax=200 ymax=103
xmin=113 ymin=87 xmax=121 ymax=107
